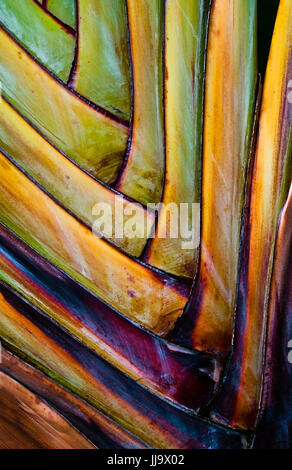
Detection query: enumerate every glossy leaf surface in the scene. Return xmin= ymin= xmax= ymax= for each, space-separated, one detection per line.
xmin=0 ymin=97 xmax=152 ymax=256
xmin=145 ymin=0 xmax=210 ymax=278
xmin=0 ymin=284 xmax=246 ymax=449
xmin=173 ymin=0 xmax=257 ymax=355
xmin=47 ymin=0 xmax=76 ymax=29
xmin=117 ymin=0 xmax=164 ymax=205
xmin=0 ymin=152 xmax=188 ymax=335
xmin=0 ymin=371 xmax=95 ymax=449
xmin=211 ymin=0 xmax=292 ymax=429
xmin=0 ymin=0 xmax=75 ymax=81
xmin=0 ymin=223 xmax=218 ymax=411
xmin=71 ymin=0 xmax=131 ymax=120
xmin=0 ymin=26 xmax=128 ymax=183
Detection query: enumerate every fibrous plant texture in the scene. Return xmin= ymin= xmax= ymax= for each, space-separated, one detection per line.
xmin=0 ymin=0 xmax=290 ymax=450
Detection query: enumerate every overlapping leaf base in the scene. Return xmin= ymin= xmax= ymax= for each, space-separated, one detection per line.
xmin=0 ymin=0 xmax=291 ymax=449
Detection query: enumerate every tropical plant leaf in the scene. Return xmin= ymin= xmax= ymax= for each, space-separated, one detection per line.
xmin=0 ymin=0 xmax=291 ymax=450
xmin=116 ymin=0 xmax=165 ymax=205
xmin=46 ymin=0 xmax=76 ymax=30
xmin=0 ymin=347 xmax=148 ymax=449
xmin=0 ymin=0 xmax=75 ymax=81
xmin=0 ymin=151 xmax=189 ymax=334
xmin=70 ymin=0 xmax=131 ymax=121
xmin=211 ymin=0 xmax=292 ymax=430
xmin=0 ymin=96 xmax=153 ymax=256
xmin=172 ymin=0 xmax=257 ymax=355
xmin=0 ymin=284 xmax=245 ymax=449
xmin=0 ymin=25 xmax=128 ymax=182
xmin=0 ymin=222 xmax=218 ymax=411
xmin=144 ymin=0 xmax=210 ymax=278
xmin=254 ymin=183 xmax=292 ymax=448
xmin=0 ymin=368 xmax=95 ymax=449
